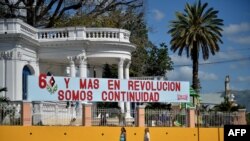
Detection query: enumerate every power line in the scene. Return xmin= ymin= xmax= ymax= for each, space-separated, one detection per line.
xmin=173 ymin=56 xmax=250 ymax=67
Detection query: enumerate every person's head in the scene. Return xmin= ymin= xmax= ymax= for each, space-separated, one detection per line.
xmin=121 ymin=127 xmax=126 ymax=133
xmin=145 ymin=128 xmax=149 ymax=133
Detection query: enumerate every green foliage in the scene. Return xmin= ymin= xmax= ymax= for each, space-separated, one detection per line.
xmin=247 ymin=113 xmax=250 ymax=125
xmin=0 ymin=96 xmax=9 ymax=102
xmin=102 ymin=64 xmax=118 ymax=79
xmin=99 ymin=63 xmax=119 ymax=108
xmin=46 ymin=84 xmax=58 ymax=94
xmin=168 ymin=0 xmax=223 ymax=92
xmin=130 ymin=46 xmax=148 ymax=77
xmin=214 ymin=96 xmax=245 ymax=112
xmin=144 ymin=42 xmax=173 ymax=76
xmin=131 ymin=42 xmax=173 ymax=77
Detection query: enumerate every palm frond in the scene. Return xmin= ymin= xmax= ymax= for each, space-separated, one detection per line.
xmin=168 ymin=0 xmax=223 ymax=92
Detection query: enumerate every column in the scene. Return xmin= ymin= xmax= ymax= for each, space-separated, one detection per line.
xmin=82 ymin=103 xmax=92 ymax=126
xmin=125 ymin=60 xmax=132 ymax=119
xmin=78 ymin=55 xmax=87 ymax=78
xmin=237 ymin=109 xmax=247 ymax=125
xmin=136 ymin=105 xmax=145 ymax=127
xmin=67 ymin=56 xmax=76 ymax=77
xmin=118 ymin=58 xmax=125 ymax=113
xmin=5 ymin=51 xmax=16 ymax=100
xmin=32 ymin=101 xmax=43 ymax=125
xmin=188 ymin=107 xmax=195 ymax=127
xmin=22 ymin=101 xmax=32 ymax=126
xmin=78 ymin=55 xmax=88 ymax=104
xmin=0 ymin=56 xmax=5 ymax=98
xmin=67 ymin=56 xmax=76 ymax=119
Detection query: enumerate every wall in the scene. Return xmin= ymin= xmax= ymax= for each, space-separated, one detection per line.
xmin=0 ymin=126 xmax=223 ymax=141
xmin=0 ymin=42 xmax=38 ymax=100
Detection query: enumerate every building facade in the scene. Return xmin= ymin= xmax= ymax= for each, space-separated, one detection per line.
xmin=0 ymin=18 xmax=135 ymax=117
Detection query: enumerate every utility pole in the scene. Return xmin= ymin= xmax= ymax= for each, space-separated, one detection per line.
xmin=225 ymin=75 xmax=237 ymax=108
xmin=225 ymin=75 xmax=230 ymax=98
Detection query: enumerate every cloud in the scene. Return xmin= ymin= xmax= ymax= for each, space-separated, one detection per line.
xmin=237 ymin=76 xmax=250 ymax=82
xmin=223 ymin=22 xmax=250 ymax=35
xmin=170 ymin=54 xmax=191 ymax=65
xmin=199 ymin=71 xmax=218 ymax=80
xmin=229 ymin=64 xmax=237 ymax=69
xmin=170 ymin=48 xmax=248 ymax=73
xmin=223 ymin=22 xmax=250 ymax=44
xmin=167 ymin=66 xmax=192 ymax=81
xmin=152 ymin=9 xmax=164 ymax=21
xmin=211 ymin=51 xmax=242 ymax=61
xmin=170 ymin=52 xmax=235 ymax=66
xmin=228 ymin=36 xmax=250 ymax=44
xmin=167 ymin=66 xmax=218 ymax=81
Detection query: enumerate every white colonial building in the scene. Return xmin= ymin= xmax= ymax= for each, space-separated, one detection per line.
xmin=0 ymin=18 xmax=135 ymax=116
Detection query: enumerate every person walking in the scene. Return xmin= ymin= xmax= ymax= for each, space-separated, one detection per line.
xmin=120 ymin=127 xmax=126 ymax=141
xmin=144 ymin=128 xmax=150 ymax=141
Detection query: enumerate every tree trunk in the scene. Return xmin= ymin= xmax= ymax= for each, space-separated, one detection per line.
xmin=192 ymin=43 xmax=199 ymax=93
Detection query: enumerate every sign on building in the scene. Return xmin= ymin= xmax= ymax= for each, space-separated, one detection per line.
xmin=28 ymin=74 xmax=190 ymax=102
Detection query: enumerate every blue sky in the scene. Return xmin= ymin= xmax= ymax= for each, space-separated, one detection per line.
xmin=146 ymin=0 xmax=250 ymax=93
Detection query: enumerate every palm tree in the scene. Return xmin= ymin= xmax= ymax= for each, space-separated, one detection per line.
xmin=168 ymin=0 xmax=223 ymax=94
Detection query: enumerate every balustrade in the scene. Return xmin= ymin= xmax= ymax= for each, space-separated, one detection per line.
xmin=0 ymin=19 xmax=131 ymax=43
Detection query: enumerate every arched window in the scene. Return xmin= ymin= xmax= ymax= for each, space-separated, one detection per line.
xmin=22 ymin=65 xmax=32 ymax=100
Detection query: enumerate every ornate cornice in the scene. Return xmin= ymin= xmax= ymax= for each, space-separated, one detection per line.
xmin=0 ymin=33 xmax=39 ymax=47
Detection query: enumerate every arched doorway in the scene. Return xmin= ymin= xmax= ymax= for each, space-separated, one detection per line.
xmin=22 ymin=65 xmax=33 ymax=100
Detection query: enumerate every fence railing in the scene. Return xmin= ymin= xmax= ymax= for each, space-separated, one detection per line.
xmin=91 ymin=107 xmax=137 ymax=127
xmin=145 ymin=109 xmax=187 ymax=127
xmin=0 ymin=101 xmax=247 ymax=127
xmin=197 ymin=111 xmax=240 ymax=127
xmin=0 ymin=101 xmax=22 ymax=125
xmin=32 ymin=101 xmax=82 ymax=126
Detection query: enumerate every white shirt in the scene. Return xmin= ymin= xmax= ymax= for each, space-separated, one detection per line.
xmin=144 ymin=132 xmax=150 ymax=141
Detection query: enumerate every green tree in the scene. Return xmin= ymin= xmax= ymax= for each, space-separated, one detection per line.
xmin=144 ymin=42 xmax=173 ymax=109
xmin=214 ymin=96 xmax=245 ymax=112
xmin=102 ymin=64 xmax=118 ymax=79
xmin=168 ymin=0 xmax=223 ymax=93
xmin=145 ymin=42 xmax=173 ymax=76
